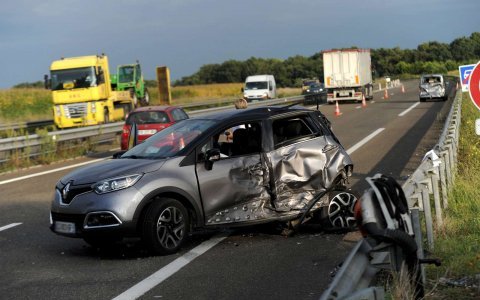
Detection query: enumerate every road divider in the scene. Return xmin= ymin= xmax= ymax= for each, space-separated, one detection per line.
xmin=113 ymin=233 xmax=230 ymax=300
xmin=0 ymin=223 xmax=22 ymax=232
xmin=346 ymin=128 xmax=385 ymax=155
xmin=399 ymin=102 xmax=421 ymax=117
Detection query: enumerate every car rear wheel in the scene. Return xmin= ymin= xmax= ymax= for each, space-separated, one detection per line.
xmin=142 ymin=198 xmax=189 ymax=255
xmin=321 ymin=190 xmax=358 ymax=230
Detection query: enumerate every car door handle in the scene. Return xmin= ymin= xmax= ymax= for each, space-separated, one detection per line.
xmin=322 ymin=144 xmax=338 ymax=153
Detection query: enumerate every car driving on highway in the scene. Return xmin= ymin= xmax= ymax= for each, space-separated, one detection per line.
xmin=50 ymin=105 xmax=355 ymax=255
xmin=303 ymin=83 xmax=327 ymax=105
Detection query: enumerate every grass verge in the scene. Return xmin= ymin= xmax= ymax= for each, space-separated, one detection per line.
xmin=425 ymin=92 xmax=480 ymax=299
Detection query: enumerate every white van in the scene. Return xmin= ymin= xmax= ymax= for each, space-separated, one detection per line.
xmin=242 ymin=75 xmax=276 ymax=102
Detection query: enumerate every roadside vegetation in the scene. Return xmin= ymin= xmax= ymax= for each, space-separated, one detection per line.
xmin=425 ymin=93 xmax=480 ymax=299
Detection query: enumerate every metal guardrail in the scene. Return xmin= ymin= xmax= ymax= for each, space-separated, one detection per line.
xmin=0 ymin=95 xmax=307 ymax=165
xmin=320 ymin=80 xmax=461 ymax=299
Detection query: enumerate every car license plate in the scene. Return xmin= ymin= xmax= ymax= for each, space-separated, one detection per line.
xmin=339 ymin=91 xmax=350 ymax=96
xmin=139 ymin=129 xmax=157 ymax=135
xmin=54 ymin=221 xmax=76 ymax=234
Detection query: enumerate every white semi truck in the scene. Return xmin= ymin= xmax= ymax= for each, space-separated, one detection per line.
xmin=323 ymin=49 xmax=373 ymax=104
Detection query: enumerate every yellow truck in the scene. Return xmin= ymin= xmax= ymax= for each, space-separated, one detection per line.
xmin=46 ymin=54 xmax=134 ymax=129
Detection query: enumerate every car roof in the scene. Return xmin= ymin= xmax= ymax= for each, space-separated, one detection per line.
xmin=130 ymin=105 xmax=180 ymax=113
xmin=195 ymin=105 xmax=313 ymax=122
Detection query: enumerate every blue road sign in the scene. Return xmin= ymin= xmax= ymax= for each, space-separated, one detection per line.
xmin=459 ymin=64 xmax=476 ymax=92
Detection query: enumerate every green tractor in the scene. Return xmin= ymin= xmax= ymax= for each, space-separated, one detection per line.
xmin=110 ymin=61 xmax=150 ymax=107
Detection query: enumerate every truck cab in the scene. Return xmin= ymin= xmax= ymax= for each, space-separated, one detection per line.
xmin=242 ymin=75 xmax=277 ymax=102
xmin=48 ymin=55 xmax=133 ymax=128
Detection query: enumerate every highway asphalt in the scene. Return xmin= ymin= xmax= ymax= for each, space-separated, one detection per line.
xmin=0 ymin=80 xmax=455 ymax=299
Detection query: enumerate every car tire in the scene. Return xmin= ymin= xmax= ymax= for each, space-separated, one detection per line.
xmin=142 ymin=198 xmax=189 ymax=255
xmin=320 ymin=190 xmax=358 ymax=231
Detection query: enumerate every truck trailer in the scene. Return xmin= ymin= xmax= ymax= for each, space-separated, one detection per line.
xmin=46 ymin=55 xmax=134 ymax=129
xmin=323 ymin=49 xmax=373 ymax=104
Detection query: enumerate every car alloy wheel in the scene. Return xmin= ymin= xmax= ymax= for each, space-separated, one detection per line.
xmin=142 ymin=198 xmax=189 ymax=255
xmin=326 ymin=191 xmax=358 ymax=229
xmin=156 ymin=206 xmax=185 ymax=250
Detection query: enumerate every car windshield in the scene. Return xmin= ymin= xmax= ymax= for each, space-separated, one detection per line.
xmin=309 ymin=83 xmax=323 ymax=89
xmin=245 ymin=81 xmax=268 ymax=90
xmin=126 ymin=111 xmax=170 ymax=125
xmin=422 ymin=76 xmax=442 ymax=84
xmin=122 ymin=119 xmax=217 ymax=159
xmin=50 ymin=67 xmax=97 ymax=90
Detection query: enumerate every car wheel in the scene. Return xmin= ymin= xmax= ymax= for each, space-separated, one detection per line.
xmin=321 ymin=190 xmax=358 ymax=230
xmin=142 ymin=198 xmax=189 ymax=255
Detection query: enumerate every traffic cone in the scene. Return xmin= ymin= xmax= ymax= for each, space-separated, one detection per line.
xmin=335 ymin=101 xmax=342 ymax=116
xmin=384 ymin=88 xmax=389 ymax=99
xmin=362 ymin=94 xmax=367 ymax=108
xmin=401 ymin=85 xmax=405 ymax=93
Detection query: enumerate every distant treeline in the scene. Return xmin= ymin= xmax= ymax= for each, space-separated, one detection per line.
xmin=13 ymin=32 xmax=480 ymax=89
xmin=174 ymin=32 xmax=480 ymax=87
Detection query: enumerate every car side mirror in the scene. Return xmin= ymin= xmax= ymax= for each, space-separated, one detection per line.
xmin=205 ymin=148 xmax=221 ymax=170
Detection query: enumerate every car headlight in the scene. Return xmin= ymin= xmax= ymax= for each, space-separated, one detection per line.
xmin=92 ymin=174 xmax=142 ymax=194
xmin=306 ymin=89 xmax=310 ymax=92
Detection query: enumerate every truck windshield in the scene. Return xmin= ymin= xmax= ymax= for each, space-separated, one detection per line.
xmin=51 ymin=67 xmax=97 ymax=91
xmin=118 ymin=66 xmax=134 ymax=83
xmin=245 ymin=81 xmax=268 ymax=90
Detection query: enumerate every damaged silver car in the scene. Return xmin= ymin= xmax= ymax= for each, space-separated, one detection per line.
xmin=50 ymin=105 xmax=355 ymax=254
xmin=419 ymin=74 xmax=447 ymax=102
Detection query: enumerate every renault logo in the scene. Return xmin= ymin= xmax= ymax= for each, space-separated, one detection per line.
xmin=62 ymin=182 xmax=71 ymax=200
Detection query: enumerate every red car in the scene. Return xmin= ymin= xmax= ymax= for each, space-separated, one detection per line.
xmin=121 ymin=106 xmax=189 ymax=150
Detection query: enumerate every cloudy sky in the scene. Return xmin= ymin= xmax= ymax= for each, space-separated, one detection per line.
xmin=0 ymin=0 xmax=478 ymax=88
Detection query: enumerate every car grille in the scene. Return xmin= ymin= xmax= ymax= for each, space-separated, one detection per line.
xmin=59 ymin=184 xmax=92 ymax=205
xmin=63 ymin=103 xmax=88 ymax=118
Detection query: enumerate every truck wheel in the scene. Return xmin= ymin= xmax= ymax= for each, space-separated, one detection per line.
xmin=133 ymin=94 xmax=138 ymax=107
xmin=141 ymin=89 xmax=150 ymax=106
xmin=103 ymin=108 xmax=110 ymax=123
xmin=142 ymin=198 xmax=189 ymax=255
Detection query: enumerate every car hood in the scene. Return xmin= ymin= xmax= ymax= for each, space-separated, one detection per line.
xmin=60 ymin=158 xmax=166 ymax=185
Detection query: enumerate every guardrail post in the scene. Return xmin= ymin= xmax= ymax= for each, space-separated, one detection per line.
xmin=411 ymin=208 xmax=426 ymax=287
xmin=416 ymin=184 xmax=434 ymax=249
xmin=437 ymin=157 xmax=448 ymax=209
xmin=426 ymin=167 xmax=443 ymax=228
xmin=440 ymin=150 xmax=452 ymax=188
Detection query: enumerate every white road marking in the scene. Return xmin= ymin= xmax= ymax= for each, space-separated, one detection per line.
xmin=355 ymin=106 xmax=361 ymax=109
xmin=112 ymin=233 xmax=229 ymax=300
xmin=347 ymin=128 xmax=385 ymax=155
xmin=0 ymin=158 xmax=108 ymax=186
xmin=399 ymin=102 xmax=420 ymax=117
xmin=0 ymin=223 xmax=22 ymax=232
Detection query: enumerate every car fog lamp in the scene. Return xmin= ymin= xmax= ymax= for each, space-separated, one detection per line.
xmin=93 ymin=174 xmax=142 ymax=194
